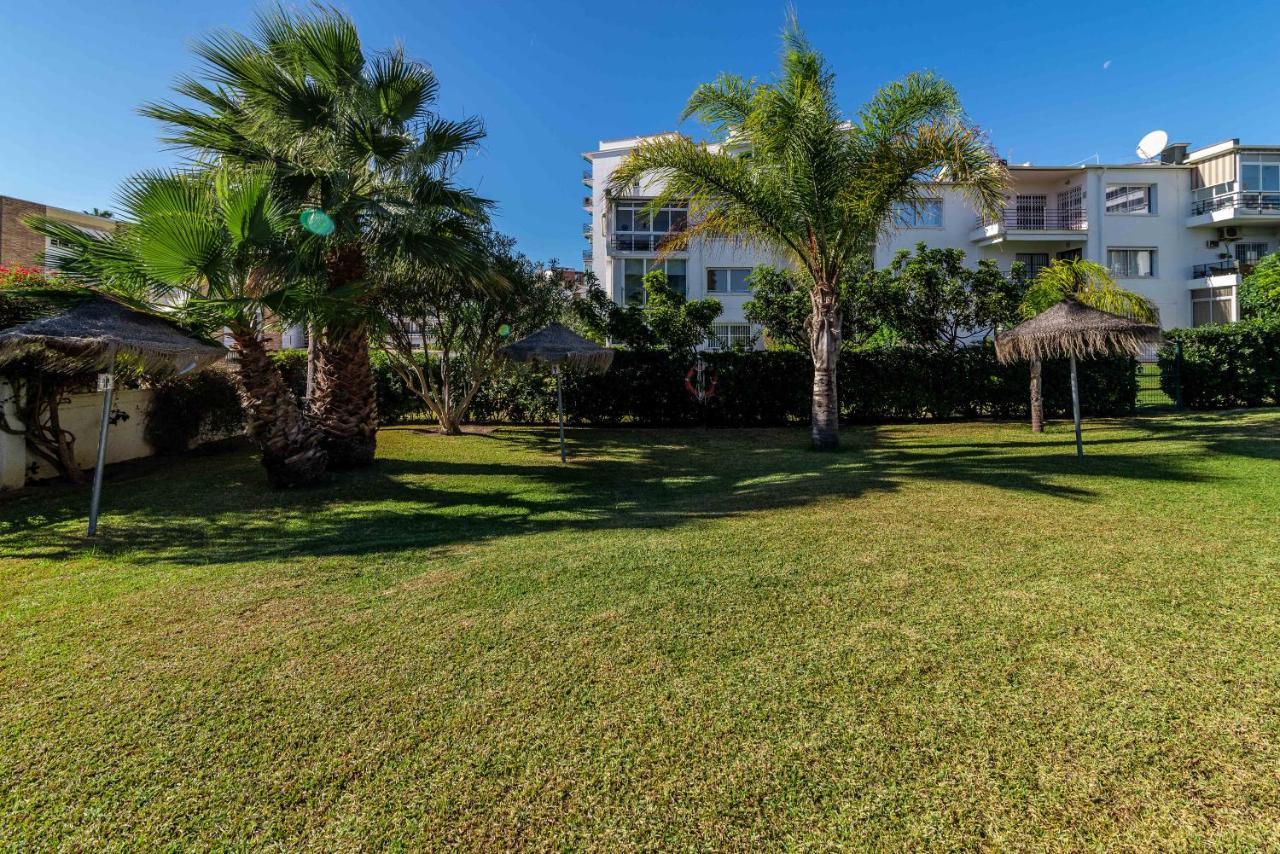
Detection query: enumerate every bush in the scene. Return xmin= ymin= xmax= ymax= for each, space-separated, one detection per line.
xmin=145 ymin=365 xmax=245 ymax=454
xmin=1159 ymin=322 xmax=1280 ymax=409
xmin=263 ymin=343 xmax=1135 ymax=430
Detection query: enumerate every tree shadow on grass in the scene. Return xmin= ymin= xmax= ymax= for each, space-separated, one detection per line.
xmin=0 ymin=413 xmax=1252 ymax=566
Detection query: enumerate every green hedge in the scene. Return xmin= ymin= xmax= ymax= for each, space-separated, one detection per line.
xmin=1159 ymin=323 xmax=1280 ymax=409
xmin=149 ymin=346 xmax=1136 ymax=441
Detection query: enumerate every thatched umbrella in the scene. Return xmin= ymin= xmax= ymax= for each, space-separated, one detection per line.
xmin=995 ymin=298 xmax=1161 ymax=456
xmin=0 ymin=295 xmax=226 ymax=534
xmin=498 ymin=323 xmax=613 ymax=462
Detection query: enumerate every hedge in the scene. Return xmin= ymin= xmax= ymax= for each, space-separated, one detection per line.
xmin=147 ymin=345 xmax=1137 ymax=440
xmin=1159 ymin=322 xmax=1280 ymax=409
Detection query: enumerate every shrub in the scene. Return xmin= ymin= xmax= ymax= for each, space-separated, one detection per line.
xmin=1159 ymin=322 xmax=1280 ymax=409
xmin=145 ymin=364 xmax=245 ymax=454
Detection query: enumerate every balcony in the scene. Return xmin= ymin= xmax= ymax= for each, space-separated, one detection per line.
xmin=582 ymin=195 xmax=592 ymax=211
xmin=969 ymin=209 xmax=1088 ymax=245
xmin=1190 ymin=259 xmax=1255 ymax=289
xmin=581 ymin=248 xmax=592 ymax=262
xmin=582 ymin=223 xmax=592 ymax=240
xmin=1188 ymin=191 xmax=1280 ymax=227
xmin=608 ymin=233 xmax=687 ymax=254
xmin=581 ymin=169 xmax=592 ymax=187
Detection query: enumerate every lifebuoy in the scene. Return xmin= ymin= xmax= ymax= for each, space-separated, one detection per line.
xmin=685 ymin=365 xmax=718 ymax=401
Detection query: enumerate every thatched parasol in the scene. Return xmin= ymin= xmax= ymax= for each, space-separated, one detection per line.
xmin=499 ymin=323 xmax=613 ymax=462
xmin=995 ymin=299 xmax=1161 ymax=456
xmin=0 ymin=295 xmax=227 ymax=535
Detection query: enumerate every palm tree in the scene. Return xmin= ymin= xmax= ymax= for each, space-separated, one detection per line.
xmin=140 ymin=6 xmax=489 ymax=467
xmin=31 ymin=169 xmax=329 ymax=488
xmin=607 ymin=18 xmax=1008 ymax=449
xmin=1018 ymin=258 xmax=1159 ymax=432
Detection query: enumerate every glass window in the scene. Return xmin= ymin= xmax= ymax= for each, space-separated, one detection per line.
xmin=1107 ymin=248 xmax=1155 ymax=278
xmin=1106 ymin=185 xmax=1154 ymax=214
xmin=706 ymin=268 xmax=753 ymax=294
xmin=1015 ymin=253 xmax=1049 ymax=279
xmin=652 ymin=209 xmax=670 ymax=232
xmin=623 ymin=259 xmax=646 ymax=305
xmin=615 ymin=205 xmax=633 ymax=232
xmin=1236 ymin=242 xmax=1268 ymax=270
xmin=892 ymin=199 xmax=942 ymax=228
xmin=1191 ymin=286 xmax=1234 ymax=326
xmin=707 ymin=323 xmax=757 ymax=350
xmin=665 ymin=259 xmax=687 ymax=298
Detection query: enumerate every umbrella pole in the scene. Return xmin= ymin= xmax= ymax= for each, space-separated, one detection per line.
xmin=555 ymin=366 xmax=566 ymax=463
xmin=1069 ymin=354 xmax=1083 ymax=457
xmin=87 ymin=352 xmax=117 ymax=537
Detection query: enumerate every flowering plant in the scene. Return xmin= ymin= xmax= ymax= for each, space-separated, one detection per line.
xmin=0 ymin=265 xmax=60 ymax=289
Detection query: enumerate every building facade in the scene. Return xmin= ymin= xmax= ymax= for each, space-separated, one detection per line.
xmin=0 ymin=195 xmax=116 ymax=269
xmin=583 ymin=136 xmax=1280 ymax=340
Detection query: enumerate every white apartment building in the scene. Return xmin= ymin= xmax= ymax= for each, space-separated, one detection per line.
xmin=582 ymin=135 xmax=1280 ymax=340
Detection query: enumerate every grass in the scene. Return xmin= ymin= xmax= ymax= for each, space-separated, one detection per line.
xmin=2 ymin=412 xmax=1280 ymax=849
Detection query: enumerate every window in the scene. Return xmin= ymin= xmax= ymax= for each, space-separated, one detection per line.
xmin=707 ymin=323 xmax=757 ymax=350
xmin=1106 ymin=184 xmax=1155 ymax=215
xmin=706 ymin=268 xmax=752 ymax=294
xmin=1236 ymin=242 xmax=1269 ymax=271
xmin=1192 ymin=286 xmax=1235 ymax=326
xmin=621 ymin=257 xmax=686 ymax=304
xmin=1240 ymin=153 xmax=1280 ymax=192
xmin=1107 ymin=248 xmax=1155 ymax=278
xmin=1015 ymin=253 xmax=1049 ymax=279
xmin=892 ymin=199 xmax=942 ymax=228
xmin=1058 ymin=185 xmax=1086 ymax=226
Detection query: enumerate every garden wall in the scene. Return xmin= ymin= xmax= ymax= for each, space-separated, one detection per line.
xmin=0 ymin=384 xmax=156 ymax=491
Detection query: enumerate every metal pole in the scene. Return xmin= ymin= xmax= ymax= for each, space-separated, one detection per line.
xmin=1069 ymin=354 xmax=1083 ymax=458
xmin=87 ymin=352 xmax=117 ymax=536
xmin=556 ymin=367 xmax=566 ymax=463
xmin=1174 ymin=340 xmax=1184 ymax=409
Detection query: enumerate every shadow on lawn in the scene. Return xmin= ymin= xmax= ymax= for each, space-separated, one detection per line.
xmin=3 ymin=411 xmax=1267 ymax=566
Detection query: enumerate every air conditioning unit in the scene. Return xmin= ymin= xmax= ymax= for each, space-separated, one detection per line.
xmin=1205 ymin=240 xmax=1220 ymax=248
xmin=1217 ymin=226 xmax=1241 ymax=241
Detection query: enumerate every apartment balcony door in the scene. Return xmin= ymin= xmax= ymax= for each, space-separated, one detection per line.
xmin=1015 ymin=194 xmax=1046 ymax=229
xmin=1057 ymin=186 xmax=1084 ymax=229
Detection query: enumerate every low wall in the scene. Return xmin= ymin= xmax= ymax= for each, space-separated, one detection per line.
xmin=0 ymin=382 xmax=156 ymax=491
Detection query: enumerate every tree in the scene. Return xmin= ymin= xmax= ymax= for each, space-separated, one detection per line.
xmin=375 ymin=233 xmax=572 ymax=434
xmin=31 ymin=169 xmax=328 ymax=487
xmin=141 ymin=6 xmax=489 ymax=468
xmin=607 ymin=16 xmax=1007 ymax=449
xmin=570 ymin=271 xmax=721 ymax=354
xmin=636 ymin=269 xmax=722 ymax=355
xmin=1017 ymin=259 xmax=1159 ymax=432
xmin=743 ymin=266 xmax=868 ymax=351
xmin=1239 ymin=252 xmax=1280 ymax=324
xmin=869 ymin=245 xmax=1026 ymax=351
xmin=0 ymin=269 xmax=98 ymax=482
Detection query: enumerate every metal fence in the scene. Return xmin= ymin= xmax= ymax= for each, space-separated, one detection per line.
xmin=1135 ymin=342 xmax=1182 ymax=410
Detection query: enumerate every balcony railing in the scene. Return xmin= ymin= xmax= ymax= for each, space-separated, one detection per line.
xmin=582 ymin=169 xmax=592 ymax=185
xmin=581 ymin=249 xmax=592 ymax=261
xmin=582 ymin=195 xmax=592 ymax=209
xmin=1191 ymin=191 xmax=1280 ymax=216
xmin=609 ymin=233 xmax=685 ymax=253
xmin=1192 ymin=260 xmax=1257 ymax=279
xmin=982 ymin=209 xmax=1088 ymax=231
xmin=582 ymin=223 xmax=592 ymax=239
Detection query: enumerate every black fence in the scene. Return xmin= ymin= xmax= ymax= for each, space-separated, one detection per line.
xmin=1137 ymin=342 xmax=1182 ymax=410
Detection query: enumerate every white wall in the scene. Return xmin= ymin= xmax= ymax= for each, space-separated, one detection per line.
xmin=0 ymin=385 xmax=158 ymax=491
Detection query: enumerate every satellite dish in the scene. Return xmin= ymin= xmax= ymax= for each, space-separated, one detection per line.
xmin=1136 ymin=129 xmax=1169 ymax=161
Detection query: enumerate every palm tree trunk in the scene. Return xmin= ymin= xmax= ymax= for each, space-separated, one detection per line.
xmin=230 ymin=327 xmax=328 ymax=488
xmin=312 ymin=323 xmax=378 ymax=468
xmin=807 ymin=286 xmax=842 ymax=450
xmin=312 ymin=244 xmax=378 ymax=468
xmin=1029 ymin=358 xmax=1044 ymax=433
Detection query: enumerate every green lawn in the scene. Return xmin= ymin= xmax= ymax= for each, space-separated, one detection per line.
xmin=3 ymin=413 xmax=1280 ymax=849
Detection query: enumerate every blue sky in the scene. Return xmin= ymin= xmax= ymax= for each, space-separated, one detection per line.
xmin=3 ymin=0 xmax=1278 ymax=267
